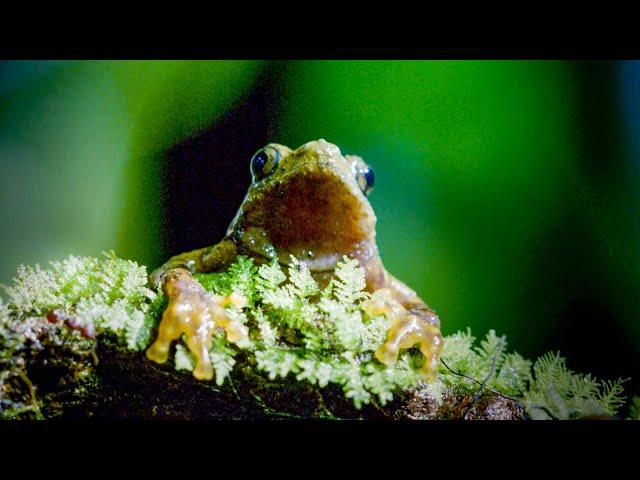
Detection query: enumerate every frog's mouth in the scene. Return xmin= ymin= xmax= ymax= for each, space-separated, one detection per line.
xmin=230 ymin=166 xmax=377 ymax=271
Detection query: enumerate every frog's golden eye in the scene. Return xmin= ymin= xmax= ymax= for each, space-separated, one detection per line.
xmin=356 ymin=164 xmax=375 ymax=196
xmin=250 ymin=146 xmax=280 ymax=181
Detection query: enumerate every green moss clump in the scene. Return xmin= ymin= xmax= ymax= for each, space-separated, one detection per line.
xmin=196 ymin=255 xmax=422 ymax=407
xmin=523 ymin=352 xmax=627 ymax=419
xmin=2 ymin=251 xmax=156 ymax=352
xmin=0 ymin=253 xmax=631 ymax=417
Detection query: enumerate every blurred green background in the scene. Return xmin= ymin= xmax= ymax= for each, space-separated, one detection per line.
xmin=1 ymin=60 xmax=638 ymax=393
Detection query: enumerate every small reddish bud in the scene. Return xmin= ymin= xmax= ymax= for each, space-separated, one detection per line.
xmin=81 ymin=322 xmax=96 ymax=339
xmin=47 ymin=309 xmax=61 ymax=323
xmin=66 ymin=317 xmax=80 ymax=329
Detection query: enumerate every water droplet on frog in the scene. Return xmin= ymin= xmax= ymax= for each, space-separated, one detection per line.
xmin=263 ymin=243 xmax=277 ymax=259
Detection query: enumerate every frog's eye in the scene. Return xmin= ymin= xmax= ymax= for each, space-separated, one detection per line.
xmin=250 ymin=146 xmax=280 ymax=181
xmin=356 ymin=164 xmax=375 ymax=196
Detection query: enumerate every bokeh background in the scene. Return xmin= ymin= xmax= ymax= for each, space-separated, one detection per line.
xmin=1 ymin=60 xmax=639 ymax=398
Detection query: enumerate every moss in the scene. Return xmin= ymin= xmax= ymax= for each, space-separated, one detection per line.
xmin=523 ymin=352 xmax=627 ymax=419
xmin=0 ymin=253 xmax=632 ymax=419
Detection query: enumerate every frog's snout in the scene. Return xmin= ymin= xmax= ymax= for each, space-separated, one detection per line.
xmin=299 ymin=139 xmax=342 ymax=158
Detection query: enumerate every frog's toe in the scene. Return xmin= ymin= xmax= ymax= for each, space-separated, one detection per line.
xmin=146 ymin=304 xmax=183 ymax=364
xmin=193 ymin=361 xmax=214 ymax=381
xmin=223 ymin=321 xmax=249 ymax=343
xmin=146 ymin=338 xmax=171 ymax=364
xmin=374 ymin=341 xmax=401 ymax=365
xmin=206 ymin=293 xmax=249 ymax=345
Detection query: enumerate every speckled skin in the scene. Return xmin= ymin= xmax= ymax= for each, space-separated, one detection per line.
xmin=146 ymin=140 xmax=444 ymax=381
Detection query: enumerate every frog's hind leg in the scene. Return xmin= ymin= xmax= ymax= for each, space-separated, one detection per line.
xmin=183 ymin=324 xmax=215 ymax=381
xmin=146 ymin=303 xmax=187 ymax=364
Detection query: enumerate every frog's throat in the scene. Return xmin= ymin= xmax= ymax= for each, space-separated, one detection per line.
xmin=229 ymin=229 xmax=378 ymax=272
xmin=227 ymin=160 xmax=376 ymax=252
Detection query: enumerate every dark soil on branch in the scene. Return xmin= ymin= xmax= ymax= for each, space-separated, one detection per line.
xmin=1 ymin=316 xmax=525 ymax=420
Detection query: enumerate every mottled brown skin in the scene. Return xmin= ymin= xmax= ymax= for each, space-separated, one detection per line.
xmin=146 ymin=140 xmax=444 ymax=381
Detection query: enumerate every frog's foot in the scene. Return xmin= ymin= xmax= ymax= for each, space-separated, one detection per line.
xmin=145 ymin=268 xmax=248 ymax=380
xmin=363 ymin=289 xmax=444 ymax=381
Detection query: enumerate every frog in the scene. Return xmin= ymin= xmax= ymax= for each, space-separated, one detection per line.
xmin=145 ymin=139 xmax=444 ymax=382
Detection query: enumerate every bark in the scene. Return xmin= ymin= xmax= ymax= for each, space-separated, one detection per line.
xmin=0 ymin=316 xmax=525 ymax=421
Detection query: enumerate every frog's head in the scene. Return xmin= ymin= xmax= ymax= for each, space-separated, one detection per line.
xmin=227 ymin=139 xmax=378 ymax=270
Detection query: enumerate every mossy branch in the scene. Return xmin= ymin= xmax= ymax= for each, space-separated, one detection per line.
xmin=0 ymin=253 xmax=631 ymax=420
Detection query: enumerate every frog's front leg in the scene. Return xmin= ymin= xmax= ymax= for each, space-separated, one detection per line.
xmin=149 ymin=238 xmax=238 ymax=289
xmin=146 ymin=239 xmax=245 ymax=380
xmin=146 ymin=268 xmax=248 ymax=380
xmin=363 ymin=289 xmax=443 ymax=380
xmin=363 ymin=262 xmax=444 ymax=380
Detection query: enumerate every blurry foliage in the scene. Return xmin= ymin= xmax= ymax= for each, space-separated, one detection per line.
xmin=277 ymin=61 xmax=580 ymax=349
xmin=629 ymin=396 xmax=640 ymax=420
xmin=0 ymin=60 xmax=262 ymax=280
